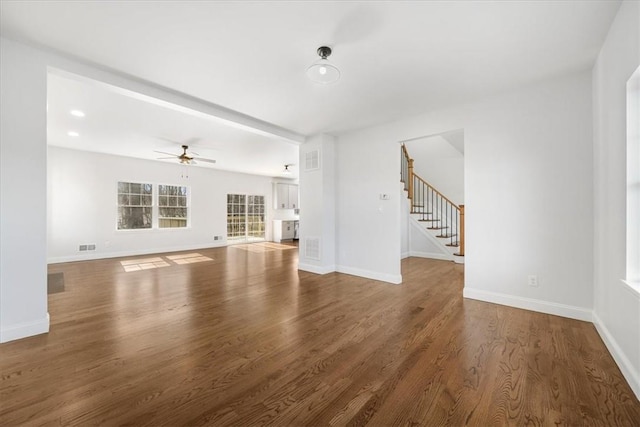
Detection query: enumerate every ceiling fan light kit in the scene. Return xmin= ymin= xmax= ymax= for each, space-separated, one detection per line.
xmin=307 ymin=46 xmax=340 ymax=84
xmin=154 ymin=144 xmax=216 ymax=166
xmin=282 ymin=164 xmax=292 ymax=175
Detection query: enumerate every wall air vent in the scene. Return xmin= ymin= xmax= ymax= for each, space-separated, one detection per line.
xmin=304 ymin=149 xmax=320 ymax=171
xmin=304 ymin=237 xmax=321 ymax=261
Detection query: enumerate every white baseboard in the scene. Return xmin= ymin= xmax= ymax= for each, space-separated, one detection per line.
xmin=463 ymin=288 xmax=592 ymax=322
xmin=0 ymin=313 xmax=50 ymax=343
xmin=48 ymin=242 xmax=227 ymax=264
xmin=592 ymin=311 xmax=640 ymax=400
xmin=298 ymin=263 xmax=336 ymax=275
xmin=401 ymin=251 xmax=410 ymax=259
xmin=409 ymin=251 xmax=454 ymax=262
xmin=336 ymin=265 xmax=402 ymax=285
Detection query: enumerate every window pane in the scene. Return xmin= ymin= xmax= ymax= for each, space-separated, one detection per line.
xmin=158 ymin=185 xmax=189 ymax=228
xmin=117 ymin=182 xmax=153 ymax=230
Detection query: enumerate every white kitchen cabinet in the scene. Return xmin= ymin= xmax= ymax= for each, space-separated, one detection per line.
xmin=273 ymin=220 xmax=297 ymax=242
xmin=288 ymin=184 xmax=298 ymax=209
xmin=274 ymin=183 xmax=298 ymax=210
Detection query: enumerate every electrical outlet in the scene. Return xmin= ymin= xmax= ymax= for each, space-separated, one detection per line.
xmin=528 ymin=275 xmax=539 ymax=287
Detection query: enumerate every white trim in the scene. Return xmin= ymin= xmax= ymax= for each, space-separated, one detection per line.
xmin=0 ymin=313 xmax=50 ymax=343
xmin=401 ymin=251 xmax=410 ymax=259
xmin=336 ymin=265 xmax=402 ymax=285
xmin=463 ymin=288 xmax=592 ymax=322
xmin=298 ymin=263 xmax=336 ymax=275
xmin=409 ymin=251 xmax=454 ymax=262
xmin=621 ymin=279 xmax=640 ymax=299
xmin=48 ymin=242 xmax=226 ymax=264
xmin=592 ymin=311 xmax=640 ymax=400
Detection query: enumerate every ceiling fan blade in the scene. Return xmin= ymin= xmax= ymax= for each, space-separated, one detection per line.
xmin=156 ymin=156 xmax=176 ymax=160
xmin=194 ymin=157 xmax=216 ymax=164
xmin=154 ymin=150 xmax=178 ymax=156
xmin=156 ymin=136 xmax=182 ymax=145
xmin=189 ymin=159 xmax=197 ymax=165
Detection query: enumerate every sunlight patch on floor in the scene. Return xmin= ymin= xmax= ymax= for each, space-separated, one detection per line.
xmin=166 ymin=253 xmax=213 ymax=264
xmin=232 ymin=242 xmax=297 ymax=253
xmin=120 ymin=257 xmax=170 ymax=272
xmin=120 ymin=253 xmax=212 ymax=272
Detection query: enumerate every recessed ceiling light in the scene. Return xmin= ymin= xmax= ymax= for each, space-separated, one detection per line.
xmin=68 ymin=131 xmax=79 ymax=137
xmin=70 ymin=110 xmax=85 ymax=117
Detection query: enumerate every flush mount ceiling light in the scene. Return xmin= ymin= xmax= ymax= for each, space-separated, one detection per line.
xmin=70 ymin=109 xmax=85 ymax=117
xmin=67 ymin=131 xmax=79 ymax=137
xmin=307 ymin=46 xmax=340 ymax=84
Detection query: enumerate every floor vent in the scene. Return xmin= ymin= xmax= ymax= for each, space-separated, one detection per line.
xmin=304 ymin=237 xmax=321 ymax=260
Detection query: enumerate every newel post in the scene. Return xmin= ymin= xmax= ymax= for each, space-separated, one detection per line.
xmin=408 ymin=158 xmax=414 ymax=202
xmin=457 ymin=205 xmax=465 ymax=256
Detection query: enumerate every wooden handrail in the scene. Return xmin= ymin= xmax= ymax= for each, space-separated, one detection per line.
xmin=401 ymin=143 xmax=410 ymax=161
xmin=412 ymin=174 xmax=460 ymax=211
xmin=456 ymin=205 xmax=465 ymax=256
xmin=408 ymin=158 xmax=414 ymax=201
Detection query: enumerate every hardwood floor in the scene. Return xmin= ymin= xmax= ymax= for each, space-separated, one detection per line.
xmin=1 ymin=245 xmax=638 ymax=426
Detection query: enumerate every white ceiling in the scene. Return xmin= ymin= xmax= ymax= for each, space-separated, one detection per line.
xmin=1 ymin=1 xmax=621 ymax=174
xmin=47 ymin=72 xmax=300 ymax=178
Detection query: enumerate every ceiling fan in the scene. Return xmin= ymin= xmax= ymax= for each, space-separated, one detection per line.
xmin=154 ymin=145 xmax=216 ymax=165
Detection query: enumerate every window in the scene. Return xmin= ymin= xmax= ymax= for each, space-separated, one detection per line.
xmin=159 ymin=185 xmax=188 ymax=228
xmin=626 ymin=66 xmax=639 ymax=287
xmin=117 ymin=182 xmax=152 ymax=229
xmin=227 ymin=194 xmax=265 ymax=242
xmin=247 ymin=195 xmax=266 ymax=239
xmin=227 ymin=194 xmax=246 ymax=241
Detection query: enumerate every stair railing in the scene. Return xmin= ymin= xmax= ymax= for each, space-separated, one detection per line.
xmin=400 ymin=144 xmax=465 ymax=256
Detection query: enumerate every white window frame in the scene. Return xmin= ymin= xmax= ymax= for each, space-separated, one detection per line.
xmin=227 ymin=193 xmax=266 ymax=243
xmin=158 ymin=184 xmax=190 ymax=229
xmin=624 ymin=66 xmax=640 ymax=294
xmin=116 ymin=181 xmax=153 ymax=230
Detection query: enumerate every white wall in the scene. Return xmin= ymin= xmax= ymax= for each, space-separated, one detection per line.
xmin=298 ymin=134 xmax=336 ymax=274
xmin=48 ymin=147 xmax=278 ymax=262
xmin=337 ymin=70 xmax=594 ymax=317
xmin=592 ymin=0 xmax=640 ymax=399
xmin=336 ymin=135 xmax=403 ymax=284
xmin=0 ymin=38 xmax=50 ymax=342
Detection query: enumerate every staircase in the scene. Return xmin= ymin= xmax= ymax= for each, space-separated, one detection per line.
xmin=401 ymin=144 xmax=465 ymax=264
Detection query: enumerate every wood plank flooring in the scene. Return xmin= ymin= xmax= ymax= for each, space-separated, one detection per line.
xmin=1 ymin=245 xmax=638 ymax=426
